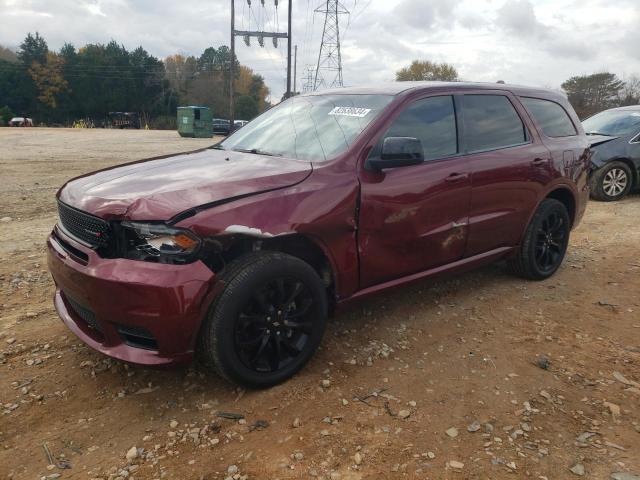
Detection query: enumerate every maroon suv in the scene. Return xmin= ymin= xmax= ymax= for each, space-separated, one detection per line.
xmin=48 ymin=82 xmax=590 ymax=387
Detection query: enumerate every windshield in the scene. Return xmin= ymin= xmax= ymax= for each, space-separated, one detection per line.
xmin=220 ymin=94 xmax=393 ymax=161
xmin=583 ymin=110 xmax=640 ymax=136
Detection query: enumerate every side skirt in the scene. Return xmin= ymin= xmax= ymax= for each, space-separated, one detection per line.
xmin=339 ymin=246 xmax=514 ymax=307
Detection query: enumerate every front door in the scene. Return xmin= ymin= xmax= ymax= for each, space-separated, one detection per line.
xmin=358 ymin=95 xmax=472 ymax=288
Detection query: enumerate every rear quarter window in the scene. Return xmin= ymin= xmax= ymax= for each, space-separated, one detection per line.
xmin=520 ymin=97 xmax=577 ymax=138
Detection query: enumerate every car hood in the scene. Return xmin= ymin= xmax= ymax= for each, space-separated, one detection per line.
xmin=58 ymin=148 xmax=312 ymax=221
xmin=587 ymin=134 xmax=619 ymax=147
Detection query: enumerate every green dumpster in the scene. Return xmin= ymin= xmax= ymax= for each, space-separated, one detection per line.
xmin=177 ymin=106 xmax=213 ymax=138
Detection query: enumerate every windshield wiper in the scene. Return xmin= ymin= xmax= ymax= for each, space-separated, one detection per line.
xmin=585 ymin=131 xmax=612 ymax=136
xmin=232 ymin=148 xmax=282 ymax=157
xmin=211 ymin=144 xmax=226 ymax=150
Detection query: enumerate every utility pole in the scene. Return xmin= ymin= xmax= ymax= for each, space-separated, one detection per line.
xmin=314 ymin=1 xmax=348 ymax=91
xmin=230 ymin=0 xmax=235 ymax=125
xmin=286 ymin=0 xmax=292 ymax=97
xmin=293 ymin=45 xmax=298 ymax=95
xmin=230 ymin=0 xmax=292 ymax=111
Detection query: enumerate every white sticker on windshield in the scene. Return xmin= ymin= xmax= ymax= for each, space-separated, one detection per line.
xmin=328 ymin=106 xmax=371 ymax=118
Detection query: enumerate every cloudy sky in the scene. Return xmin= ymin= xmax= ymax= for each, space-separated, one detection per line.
xmin=1 ymin=0 xmax=639 ymax=100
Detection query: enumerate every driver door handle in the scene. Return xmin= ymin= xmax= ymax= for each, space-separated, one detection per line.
xmin=445 ymin=172 xmax=469 ymax=183
xmin=531 ymin=157 xmax=549 ymax=166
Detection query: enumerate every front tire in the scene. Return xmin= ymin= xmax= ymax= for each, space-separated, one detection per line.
xmin=589 ymin=161 xmax=633 ymax=201
xmin=198 ymin=252 xmax=327 ymax=388
xmin=509 ymin=198 xmax=570 ymax=280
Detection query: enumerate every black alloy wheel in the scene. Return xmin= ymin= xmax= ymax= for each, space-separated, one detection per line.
xmin=534 ymin=210 xmax=567 ymax=274
xmin=509 ymin=198 xmax=570 ymax=280
xmin=198 ymin=252 xmax=327 ymax=388
xmin=234 ymin=277 xmax=314 ymax=373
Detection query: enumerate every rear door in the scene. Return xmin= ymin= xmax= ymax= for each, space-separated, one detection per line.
xmin=461 ymin=92 xmax=553 ymax=257
xmin=358 ymin=94 xmax=471 ymax=287
xmin=519 ymin=96 xmax=586 ymax=185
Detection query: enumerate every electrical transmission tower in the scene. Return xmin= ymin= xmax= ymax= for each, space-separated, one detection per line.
xmin=302 ymin=66 xmax=315 ymax=92
xmin=313 ymin=1 xmax=349 ymax=91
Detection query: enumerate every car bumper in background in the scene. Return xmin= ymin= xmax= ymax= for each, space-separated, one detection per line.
xmin=47 ymin=226 xmax=218 ymax=366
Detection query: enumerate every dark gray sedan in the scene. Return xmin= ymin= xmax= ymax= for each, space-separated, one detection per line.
xmin=584 ymin=105 xmax=640 ymax=201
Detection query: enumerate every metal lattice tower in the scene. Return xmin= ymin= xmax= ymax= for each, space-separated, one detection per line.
xmin=302 ymin=66 xmax=315 ymax=92
xmin=313 ymin=1 xmax=349 ymax=90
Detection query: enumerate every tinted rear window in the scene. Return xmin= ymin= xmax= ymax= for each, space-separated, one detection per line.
xmin=462 ymin=95 xmax=528 ymax=152
xmin=521 ymin=97 xmax=577 ymax=137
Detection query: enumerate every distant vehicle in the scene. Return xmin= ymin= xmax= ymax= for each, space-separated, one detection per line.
xmin=48 ymin=82 xmax=590 ymax=388
xmin=234 ymin=120 xmax=249 ymax=129
xmin=107 ymin=112 xmax=141 ymax=129
xmin=583 ymin=105 xmax=640 ymax=201
xmin=212 ymin=118 xmax=231 ymax=135
xmin=9 ymin=117 xmax=33 ymax=127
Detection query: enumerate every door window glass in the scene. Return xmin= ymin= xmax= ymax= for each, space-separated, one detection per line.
xmin=374 ymin=95 xmax=458 ymax=161
xmin=463 ymin=95 xmax=528 ymax=152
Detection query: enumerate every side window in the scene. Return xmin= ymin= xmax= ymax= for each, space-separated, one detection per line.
xmin=194 ymin=109 xmax=201 ymax=120
xmin=462 ymin=95 xmax=528 ymax=152
xmin=520 ymin=97 xmax=577 ymax=137
xmin=375 ymin=95 xmax=458 ymax=161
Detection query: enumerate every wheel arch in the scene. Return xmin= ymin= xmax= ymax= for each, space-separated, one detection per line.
xmin=205 ymin=232 xmax=338 ymax=307
xmin=545 ymin=187 xmax=577 ymax=228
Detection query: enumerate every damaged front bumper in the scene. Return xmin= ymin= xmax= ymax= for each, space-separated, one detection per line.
xmin=47 ymin=225 xmax=219 ymax=366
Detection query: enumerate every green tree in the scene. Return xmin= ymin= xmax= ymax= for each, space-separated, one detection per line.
xmin=396 ymin=60 xmax=458 ymax=82
xmin=0 ymin=105 xmax=14 ymax=125
xmin=18 ymin=32 xmax=48 ymax=65
xmin=235 ymin=95 xmax=259 ymax=120
xmin=561 ymin=72 xmax=625 ymax=118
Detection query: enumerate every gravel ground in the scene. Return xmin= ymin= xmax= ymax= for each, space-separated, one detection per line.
xmin=1 ymin=128 xmax=639 ymax=480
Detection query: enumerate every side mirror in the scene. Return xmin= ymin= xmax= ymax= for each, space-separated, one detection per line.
xmin=368 ymin=137 xmax=424 ymax=171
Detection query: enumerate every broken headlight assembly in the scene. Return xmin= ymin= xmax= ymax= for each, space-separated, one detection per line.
xmin=120 ymin=222 xmax=201 ymax=264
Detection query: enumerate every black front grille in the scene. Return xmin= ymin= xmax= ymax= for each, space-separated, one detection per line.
xmin=58 ymin=201 xmax=111 ymax=248
xmin=65 ymin=293 xmax=103 ymax=334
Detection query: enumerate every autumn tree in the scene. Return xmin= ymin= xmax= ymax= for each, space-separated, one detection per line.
xmin=561 ymin=72 xmax=625 ymax=118
xmin=396 ymin=60 xmax=458 ymax=82
xmin=165 ymin=54 xmax=197 ymax=96
xmin=28 ymin=52 xmax=68 ymax=109
xmin=235 ymin=65 xmax=270 ymax=114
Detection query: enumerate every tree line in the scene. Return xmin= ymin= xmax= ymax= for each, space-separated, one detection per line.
xmin=0 ymin=33 xmax=270 ymax=127
xmin=2 ymin=41 xmax=638 ymax=128
xmin=396 ymin=60 xmax=640 ymax=119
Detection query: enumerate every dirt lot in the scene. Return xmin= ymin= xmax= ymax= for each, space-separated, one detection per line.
xmin=1 ymin=128 xmax=639 ymax=480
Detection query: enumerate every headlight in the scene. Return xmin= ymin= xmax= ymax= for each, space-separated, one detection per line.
xmin=121 ymin=222 xmax=201 ymax=263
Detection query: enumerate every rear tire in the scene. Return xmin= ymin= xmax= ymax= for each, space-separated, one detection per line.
xmin=589 ymin=161 xmax=633 ymax=201
xmin=198 ymin=251 xmax=327 ymax=388
xmin=509 ymin=199 xmax=570 ymax=280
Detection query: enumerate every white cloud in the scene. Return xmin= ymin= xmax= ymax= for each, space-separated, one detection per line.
xmin=0 ymin=0 xmax=638 ymax=99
